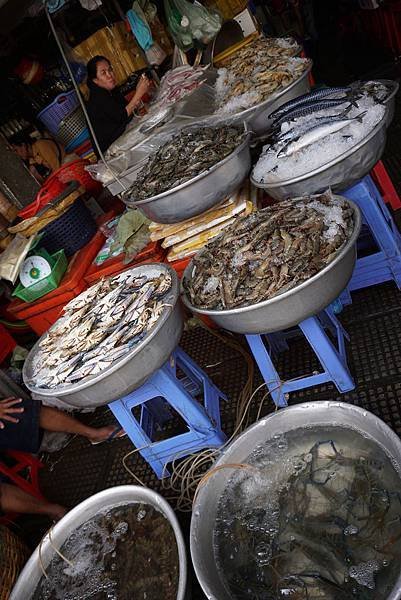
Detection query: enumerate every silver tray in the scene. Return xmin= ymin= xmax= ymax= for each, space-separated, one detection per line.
xmin=23 ymin=264 xmax=183 ymax=408
xmin=123 ymin=127 xmax=251 ymax=225
xmin=250 ymin=111 xmax=388 ymax=201
xmin=180 ymin=198 xmax=361 ymax=334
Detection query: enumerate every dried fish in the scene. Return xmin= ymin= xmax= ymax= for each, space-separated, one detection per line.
xmin=123 ymin=125 xmax=245 ymax=202
xmin=184 ymin=192 xmax=354 ymax=310
xmin=30 ymin=270 xmax=172 ymax=389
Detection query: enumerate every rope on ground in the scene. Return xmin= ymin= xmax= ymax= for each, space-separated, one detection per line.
xmin=122 ymin=320 xmax=283 ymax=512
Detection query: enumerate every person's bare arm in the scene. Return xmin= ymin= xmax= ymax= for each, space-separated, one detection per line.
xmin=125 ymin=74 xmax=152 ymax=117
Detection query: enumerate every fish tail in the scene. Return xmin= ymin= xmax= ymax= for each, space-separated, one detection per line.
xmin=355 ymin=110 xmax=367 ymax=123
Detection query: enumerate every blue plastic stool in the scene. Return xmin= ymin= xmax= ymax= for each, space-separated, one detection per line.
xmin=246 ymin=308 xmax=355 ymax=408
xmin=343 ymin=175 xmax=401 ymax=291
xmin=108 ymin=347 xmax=227 ymax=478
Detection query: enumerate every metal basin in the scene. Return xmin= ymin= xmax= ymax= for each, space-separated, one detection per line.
xmin=181 ymin=198 xmax=361 ymax=334
xmin=23 ymin=264 xmax=183 ymax=408
xmin=190 ymin=401 xmax=401 ymax=600
xmin=10 ymin=485 xmax=188 ymax=600
xmin=228 ymin=64 xmax=312 ymax=137
xmin=251 ymin=111 xmax=388 ymax=201
xmin=124 ymin=130 xmax=251 ymax=224
xmin=376 ymin=78 xmax=399 ymax=126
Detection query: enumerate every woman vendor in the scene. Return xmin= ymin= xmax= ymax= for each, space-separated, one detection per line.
xmin=86 ymin=55 xmax=151 ymax=154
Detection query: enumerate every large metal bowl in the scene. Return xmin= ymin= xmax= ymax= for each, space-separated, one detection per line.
xmin=181 ymin=198 xmax=361 ymax=334
xmin=10 ymin=485 xmax=188 ymax=600
xmin=377 ymin=78 xmax=399 ymax=126
xmin=228 ymin=64 xmax=312 ymax=137
xmin=190 ymin=401 xmax=401 ymax=600
xmin=23 ymin=264 xmax=183 ymax=408
xmin=124 ymin=130 xmax=251 ymax=224
xmin=251 ymin=110 xmax=388 ymax=201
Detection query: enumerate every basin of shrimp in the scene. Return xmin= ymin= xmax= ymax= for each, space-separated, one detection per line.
xmin=214 ymin=425 xmax=401 ymax=599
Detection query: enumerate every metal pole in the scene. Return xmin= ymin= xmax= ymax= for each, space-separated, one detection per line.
xmin=45 ymin=5 xmax=128 ymax=191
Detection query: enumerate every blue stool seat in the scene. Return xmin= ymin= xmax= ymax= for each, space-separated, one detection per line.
xmin=343 ymin=175 xmax=401 ymax=292
xmin=108 ymin=347 xmax=227 ymax=478
xmin=246 ymin=308 xmax=355 ymax=408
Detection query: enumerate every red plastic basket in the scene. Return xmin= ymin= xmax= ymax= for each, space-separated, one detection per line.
xmin=47 ymin=159 xmax=102 ymax=197
xmin=18 ymin=178 xmax=67 ymax=219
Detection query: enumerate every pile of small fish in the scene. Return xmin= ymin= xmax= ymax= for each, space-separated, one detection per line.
xmin=252 ymin=83 xmax=387 ymax=183
xmin=215 ymin=36 xmax=310 ymax=114
xmin=29 ymin=269 xmax=172 ymax=389
xmin=184 ymin=192 xmax=354 ymax=310
xmin=124 ymin=126 xmax=245 ymax=201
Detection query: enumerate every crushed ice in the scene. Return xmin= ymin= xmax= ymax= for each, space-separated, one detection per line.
xmin=252 ymin=95 xmax=386 ymax=183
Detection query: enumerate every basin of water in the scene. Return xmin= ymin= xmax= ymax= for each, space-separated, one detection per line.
xmin=191 ymin=402 xmax=401 ymax=600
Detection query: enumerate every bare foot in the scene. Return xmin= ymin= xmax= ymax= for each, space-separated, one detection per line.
xmin=87 ymin=425 xmax=125 ymax=444
xmin=47 ymin=504 xmax=67 ymax=521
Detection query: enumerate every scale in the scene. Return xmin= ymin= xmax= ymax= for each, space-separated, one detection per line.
xmin=19 ymin=248 xmax=56 ymax=292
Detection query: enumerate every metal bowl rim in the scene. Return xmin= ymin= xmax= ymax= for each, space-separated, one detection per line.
xmin=366 ymin=78 xmax=399 ymax=102
xmin=225 ymin=62 xmax=313 ymax=122
xmin=23 ymin=263 xmax=179 ymax=397
xmin=250 ymin=106 xmax=388 ymax=189
xmin=192 ymin=400 xmax=401 ymax=500
xmin=180 ymin=197 xmax=361 ymax=316
xmin=128 ymin=128 xmax=251 ymax=206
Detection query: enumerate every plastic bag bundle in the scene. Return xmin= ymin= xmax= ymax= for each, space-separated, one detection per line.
xmin=164 ymin=0 xmax=222 ymax=52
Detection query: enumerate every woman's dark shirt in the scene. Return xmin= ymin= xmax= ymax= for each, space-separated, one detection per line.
xmin=86 ymin=83 xmax=129 ymax=154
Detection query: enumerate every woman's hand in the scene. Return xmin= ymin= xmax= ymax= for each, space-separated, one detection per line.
xmin=0 ymin=397 xmax=24 ymax=429
xmin=136 ymin=74 xmax=151 ymax=99
xmin=126 ymin=75 xmax=152 ymax=116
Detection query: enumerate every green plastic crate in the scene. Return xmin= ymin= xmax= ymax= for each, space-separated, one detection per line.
xmin=12 ymin=249 xmax=68 ymax=303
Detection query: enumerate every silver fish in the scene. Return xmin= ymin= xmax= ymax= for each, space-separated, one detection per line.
xmin=268 ymin=86 xmax=352 ymax=120
xmin=278 ymin=113 xmax=366 ymax=157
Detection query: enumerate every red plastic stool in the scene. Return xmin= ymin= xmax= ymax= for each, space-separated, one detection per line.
xmin=371 ymin=160 xmax=401 ymax=211
xmin=0 ymin=451 xmax=45 ymax=524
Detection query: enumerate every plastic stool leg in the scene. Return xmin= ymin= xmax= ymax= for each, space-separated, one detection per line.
xmin=108 ymin=397 xmax=167 ymax=478
xmin=246 ymin=334 xmax=287 ymax=407
xmin=344 ymin=176 xmax=401 ymax=290
xmin=298 ymin=317 xmax=354 ymax=393
xmin=153 ymin=365 xmax=223 ymax=436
